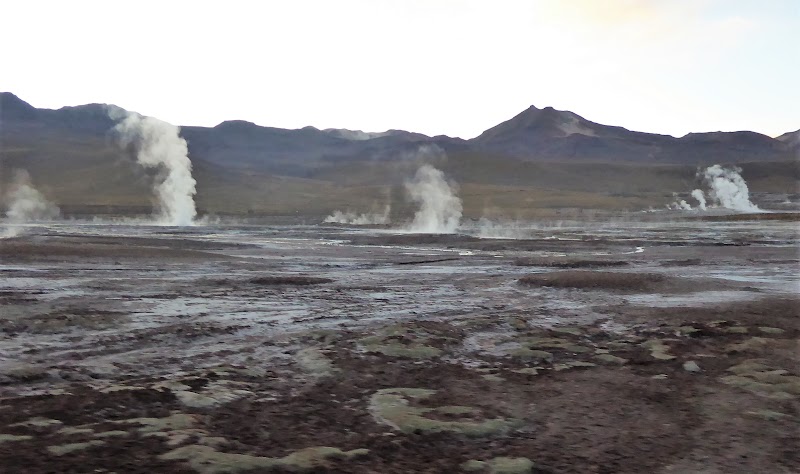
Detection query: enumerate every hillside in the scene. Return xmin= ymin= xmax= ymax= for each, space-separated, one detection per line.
xmin=1 ymin=92 xmax=797 ymax=218
xmin=472 ymin=105 xmax=791 ymax=163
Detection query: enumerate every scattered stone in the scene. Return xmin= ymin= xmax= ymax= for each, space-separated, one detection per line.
xmin=173 ymin=391 xmax=221 ymax=409
xmin=512 ymin=368 xmax=541 ymax=376
xmin=509 ymin=348 xmax=553 ymax=362
xmin=553 ymin=361 xmax=597 ymax=371
xmin=606 ymin=341 xmax=632 ymax=350
xmin=758 ymin=327 xmax=785 ymax=335
xmin=746 ymin=410 xmax=792 ymax=421
xmin=683 ymin=361 xmax=701 ymax=373
xmin=461 ymin=456 xmax=535 ymax=473
xmin=641 ymin=339 xmax=675 ymax=360
xmin=651 ymin=374 xmax=668 ymax=380
xmin=98 ymin=384 xmax=147 ymax=393
xmin=171 ymin=381 xmax=252 ymax=409
xmin=0 ymin=434 xmax=33 ymax=444
xmin=677 ymin=326 xmax=700 ymax=336
xmin=57 ymin=426 xmax=95 ymax=436
xmin=10 ymin=417 xmax=63 ymax=428
xmin=93 ymin=430 xmax=130 ymax=438
xmin=48 ymin=440 xmax=105 ymax=456
xmin=463 ymin=460 xmax=486 ymax=472
xmin=117 ymin=412 xmax=197 ymax=433
xmin=595 ymin=354 xmax=628 ymax=365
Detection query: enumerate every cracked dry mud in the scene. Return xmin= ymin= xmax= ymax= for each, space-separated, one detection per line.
xmin=1 ymin=219 xmax=798 ymax=473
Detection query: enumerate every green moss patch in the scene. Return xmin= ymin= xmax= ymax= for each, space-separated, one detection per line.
xmin=160 ymin=444 xmax=368 ymax=474
xmin=369 ymin=388 xmax=520 ymax=437
xmin=358 ymin=325 xmax=452 ymax=359
xmin=721 ymin=359 xmax=800 ymax=399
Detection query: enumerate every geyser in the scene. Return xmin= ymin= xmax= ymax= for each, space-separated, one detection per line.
xmin=698 ymin=165 xmax=761 ymax=213
xmin=405 ymin=164 xmax=462 ymax=233
xmin=671 ymin=165 xmax=762 ymax=213
xmin=691 ymin=189 xmax=707 ymax=211
xmin=111 ymin=109 xmax=197 ymax=226
xmin=2 ymin=169 xmax=59 ymax=237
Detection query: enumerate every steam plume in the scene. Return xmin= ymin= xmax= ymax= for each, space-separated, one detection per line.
xmin=2 ymin=170 xmax=59 ymax=237
xmin=668 ymin=192 xmax=692 ymax=210
xmin=111 ymin=109 xmax=197 ymax=226
xmin=700 ymin=165 xmax=760 ymax=213
xmin=324 ymin=205 xmax=391 ymax=225
xmin=691 ymin=189 xmax=707 ymax=211
xmin=405 ymin=164 xmax=462 ymax=233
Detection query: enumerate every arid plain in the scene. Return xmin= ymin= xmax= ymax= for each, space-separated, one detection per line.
xmin=1 ymin=215 xmax=798 ymax=473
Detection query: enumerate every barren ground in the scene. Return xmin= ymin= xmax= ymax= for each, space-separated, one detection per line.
xmin=0 ymin=218 xmax=798 ymax=473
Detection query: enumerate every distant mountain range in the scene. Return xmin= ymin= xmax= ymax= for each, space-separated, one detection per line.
xmin=1 ymin=92 xmax=797 ymax=216
xmin=2 ymin=92 xmax=796 ymax=175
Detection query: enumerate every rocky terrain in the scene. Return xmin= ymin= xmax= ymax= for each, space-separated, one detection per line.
xmin=0 ymin=218 xmax=798 ymax=473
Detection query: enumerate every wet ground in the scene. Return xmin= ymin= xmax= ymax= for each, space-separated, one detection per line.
xmin=1 ymin=217 xmax=798 ymax=473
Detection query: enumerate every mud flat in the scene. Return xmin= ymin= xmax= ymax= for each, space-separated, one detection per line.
xmin=1 ymin=219 xmax=798 ymax=473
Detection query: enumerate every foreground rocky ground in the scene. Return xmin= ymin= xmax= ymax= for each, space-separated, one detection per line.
xmin=0 ymin=220 xmax=798 ymax=473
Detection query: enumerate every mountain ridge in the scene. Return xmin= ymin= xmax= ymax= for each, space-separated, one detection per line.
xmin=3 ymin=92 xmax=795 ymax=152
xmin=1 ymin=92 xmax=797 ymax=213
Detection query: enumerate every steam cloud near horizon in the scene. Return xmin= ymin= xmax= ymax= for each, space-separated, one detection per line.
xmin=2 ymin=170 xmax=60 ymax=237
xmin=671 ymin=165 xmax=762 ymax=213
xmin=405 ymin=164 xmax=462 ymax=233
xmin=111 ymin=108 xmax=197 ymax=226
xmin=324 ymin=205 xmax=392 ymax=225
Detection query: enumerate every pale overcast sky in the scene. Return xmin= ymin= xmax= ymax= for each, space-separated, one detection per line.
xmin=2 ymin=0 xmax=797 ymax=138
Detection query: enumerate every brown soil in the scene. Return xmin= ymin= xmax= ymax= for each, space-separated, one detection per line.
xmin=519 ymin=271 xmax=670 ymax=292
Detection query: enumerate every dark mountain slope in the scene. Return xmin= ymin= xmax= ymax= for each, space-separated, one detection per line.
xmin=776 ymin=129 xmax=800 ymax=153
xmin=471 ymin=105 xmax=792 ymax=163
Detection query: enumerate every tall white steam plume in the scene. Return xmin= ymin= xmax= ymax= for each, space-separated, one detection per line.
xmin=2 ymin=170 xmax=60 ymax=237
xmin=691 ymin=189 xmax=707 ymax=211
xmin=111 ymin=109 xmax=197 ymax=226
xmin=405 ymin=164 xmax=462 ymax=233
xmin=696 ymin=165 xmax=760 ymax=213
